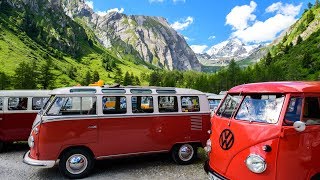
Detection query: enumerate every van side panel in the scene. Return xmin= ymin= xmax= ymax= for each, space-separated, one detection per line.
xmin=1 ymin=112 xmax=37 ymax=141
xmin=38 ymin=119 xmax=98 ymax=160
xmin=277 ymin=126 xmax=320 ymax=179
xmin=96 ymin=113 xmax=210 ymax=157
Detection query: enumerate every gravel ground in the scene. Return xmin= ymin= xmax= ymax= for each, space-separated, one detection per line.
xmin=0 ymin=143 xmax=208 ymax=180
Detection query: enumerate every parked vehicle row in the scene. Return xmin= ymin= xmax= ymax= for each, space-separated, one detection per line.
xmin=1 ymin=81 xmax=319 ymax=179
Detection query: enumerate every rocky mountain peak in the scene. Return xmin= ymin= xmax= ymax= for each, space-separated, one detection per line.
xmin=60 ymin=0 xmax=201 ymax=71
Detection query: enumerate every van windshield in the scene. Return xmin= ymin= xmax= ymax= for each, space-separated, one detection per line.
xmin=235 ymin=94 xmax=285 ymax=124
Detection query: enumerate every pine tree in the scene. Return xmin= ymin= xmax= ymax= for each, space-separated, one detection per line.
xmin=83 ymin=71 xmax=91 ymax=85
xmin=123 ymin=71 xmax=132 ymax=86
xmin=93 ymin=70 xmax=99 ymax=82
xmin=39 ymin=58 xmax=54 ymax=89
xmin=296 ymin=35 xmax=303 ymax=45
xmin=13 ymin=61 xmax=38 ymax=89
xmin=114 ymin=68 xmax=123 ymax=84
xmin=0 ymin=72 xmax=10 ymax=90
xmin=135 ymin=76 xmax=141 ymax=86
xmin=265 ymin=52 xmax=273 ymax=69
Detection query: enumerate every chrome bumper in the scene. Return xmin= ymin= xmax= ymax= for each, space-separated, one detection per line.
xmin=23 ymin=151 xmax=56 ymax=168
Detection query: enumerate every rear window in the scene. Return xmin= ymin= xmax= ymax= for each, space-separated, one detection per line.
xmin=132 ymin=96 xmax=154 ymax=113
xmin=32 ymin=97 xmax=49 ymax=110
xmin=8 ymin=97 xmax=28 ymax=110
xmin=181 ymin=96 xmax=200 ymax=112
xmin=102 ymin=96 xmax=127 ymax=114
xmin=158 ymin=96 xmax=178 ymax=112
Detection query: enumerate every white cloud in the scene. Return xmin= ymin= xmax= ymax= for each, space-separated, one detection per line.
xmin=107 ymin=8 xmax=124 ymax=14
xmin=96 ymin=8 xmax=124 ymax=16
xmin=190 ymin=45 xmax=208 ymax=54
xmin=183 ymin=36 xmax=190 ymax=41
xmin=96 ymin=11 xmax=107 ymax=16
xmin=170 ymin=16 xmax=194 ymax=31
xmin=226 ymin=1 xmax=257 ymax=30
xmin=227 ymin=1 xmax=302 ymax=43
xmin=208 ymin=35 xmax=216 ymax=40
xmin=232 ymin=14 xmax=297 ymax=43
xmin=266 ymin=2 xmax=302 ymax=16
xmin=85 ymin=1 xmax=94 ymax=9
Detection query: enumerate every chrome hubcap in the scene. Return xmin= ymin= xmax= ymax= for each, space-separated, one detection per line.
xmin=66 ymin=154 xmax=88 ymax=174
xmin=178 ymin=144 xmax=194 ymax=161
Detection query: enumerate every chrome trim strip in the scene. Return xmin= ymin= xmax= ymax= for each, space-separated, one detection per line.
xmin=23 ymin=151 xmax=56 ymax=168
xmin=43 ymin=112 xmax=210 ymax=123
xmin=95 ymin=150 xmax=169 ymax=160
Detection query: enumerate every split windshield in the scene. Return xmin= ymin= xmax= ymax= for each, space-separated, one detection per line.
xmin=217 ymin=94 xmax=285 ymax=124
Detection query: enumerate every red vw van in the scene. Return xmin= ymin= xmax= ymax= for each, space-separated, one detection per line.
xmin=204 ymin=81 xmax=320 ymax=180
xmin=23 ymin=86 xmax=211 ymax=178
xmin=0 ymin=90 xmax=49 ymax=151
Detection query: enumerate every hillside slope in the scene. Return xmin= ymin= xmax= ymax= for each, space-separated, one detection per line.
xmin=0 ymin=0 xmax=152 ymax=89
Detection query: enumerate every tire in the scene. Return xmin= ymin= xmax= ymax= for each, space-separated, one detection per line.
xmin=171 ymin=143 xmax=197 ymax=165
xmin=59 ymin=148 xmax=94 ymax=179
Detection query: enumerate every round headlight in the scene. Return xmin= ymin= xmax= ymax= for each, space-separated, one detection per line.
xmin=28 ymin=136 xmax=34 ymax=148
xmin=204 ymin=139 xmax=212 ymax=153
xmin=245 ymin=154 xmax=267 ymax=173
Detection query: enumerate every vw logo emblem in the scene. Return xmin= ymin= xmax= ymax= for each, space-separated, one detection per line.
xmin=219 ymin=129 xmax=234 ymax=150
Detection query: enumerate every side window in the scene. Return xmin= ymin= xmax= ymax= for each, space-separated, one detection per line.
xmin=303 ymin=97 xmax=320 ymax=125
xmin=158 ymin=96 xmax=178 ymax=112
xmin=284 ymin=97 xmax=302 ymax=125
xmin=0 ymin=98 xmax=3 ymax=110
xmin=102 ymin=96 xmax=127 ymax=114
xmin=32 ymin=97 xmax=49 ymax=110
xmin=181 ymin=96 xmax=200 ymax=112
xmin=47 ymin=97 xmax=96 ymax=115
xmin=8 ymin=97 xmax=28 ymax=110
xmin=132 ymin=96 xmax=153 ymax=113
xmin=216 ymin=94 xmax=242 ymax=118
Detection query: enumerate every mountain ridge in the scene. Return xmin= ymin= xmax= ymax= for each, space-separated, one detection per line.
xmin=61 ymin=0 xmax=201 ymax=71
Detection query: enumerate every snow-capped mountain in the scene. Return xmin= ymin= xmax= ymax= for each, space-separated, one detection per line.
xmin=198 ymin=38 xmax=265 ymax=67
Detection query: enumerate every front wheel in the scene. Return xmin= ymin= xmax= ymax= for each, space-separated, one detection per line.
xmin=171 ymin=143 xmax=197 ymax=165
xmin=59 ymin=148 xmax=94 ymax=179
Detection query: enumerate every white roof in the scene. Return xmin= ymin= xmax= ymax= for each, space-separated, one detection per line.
xmin=0 ymin=90 xmax=50 ymax=97
xmin=49 ymin=86 xmax=206 ymax=95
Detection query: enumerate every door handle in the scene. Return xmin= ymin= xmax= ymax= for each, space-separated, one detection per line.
xmin=88 ymin=125 xmax=97 ymax=129
xmin=0 ymin=118 xmax=2 ymax=121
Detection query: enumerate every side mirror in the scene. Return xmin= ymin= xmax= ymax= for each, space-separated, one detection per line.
xmin=293 ymin=121 xmax=306 ymax=132
xmin=210 ymin=110 xmax=215 ymax=117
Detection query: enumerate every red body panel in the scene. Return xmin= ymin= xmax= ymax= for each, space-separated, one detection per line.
xmin=33 ymin=114 xmax=210 ymax=160
xmin=0 ymin=112 xmax=37 ymax=142
xmin=209 ymin=116 xmax=281 ymax=179
xmin=276 ymin=126 xmax=320 ymax=179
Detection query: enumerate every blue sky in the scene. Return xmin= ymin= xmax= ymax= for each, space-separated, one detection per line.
xmin=85 ymin=0 xmax=310 ymax=53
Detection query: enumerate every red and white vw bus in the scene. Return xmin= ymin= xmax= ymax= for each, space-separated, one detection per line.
xmin=23 ymin=86 xmax=211 ymax=178
xmin=204 ymin=81 xmax=320 ymax=180
xmin=0 ymin=90 xmax=49 ymax=151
